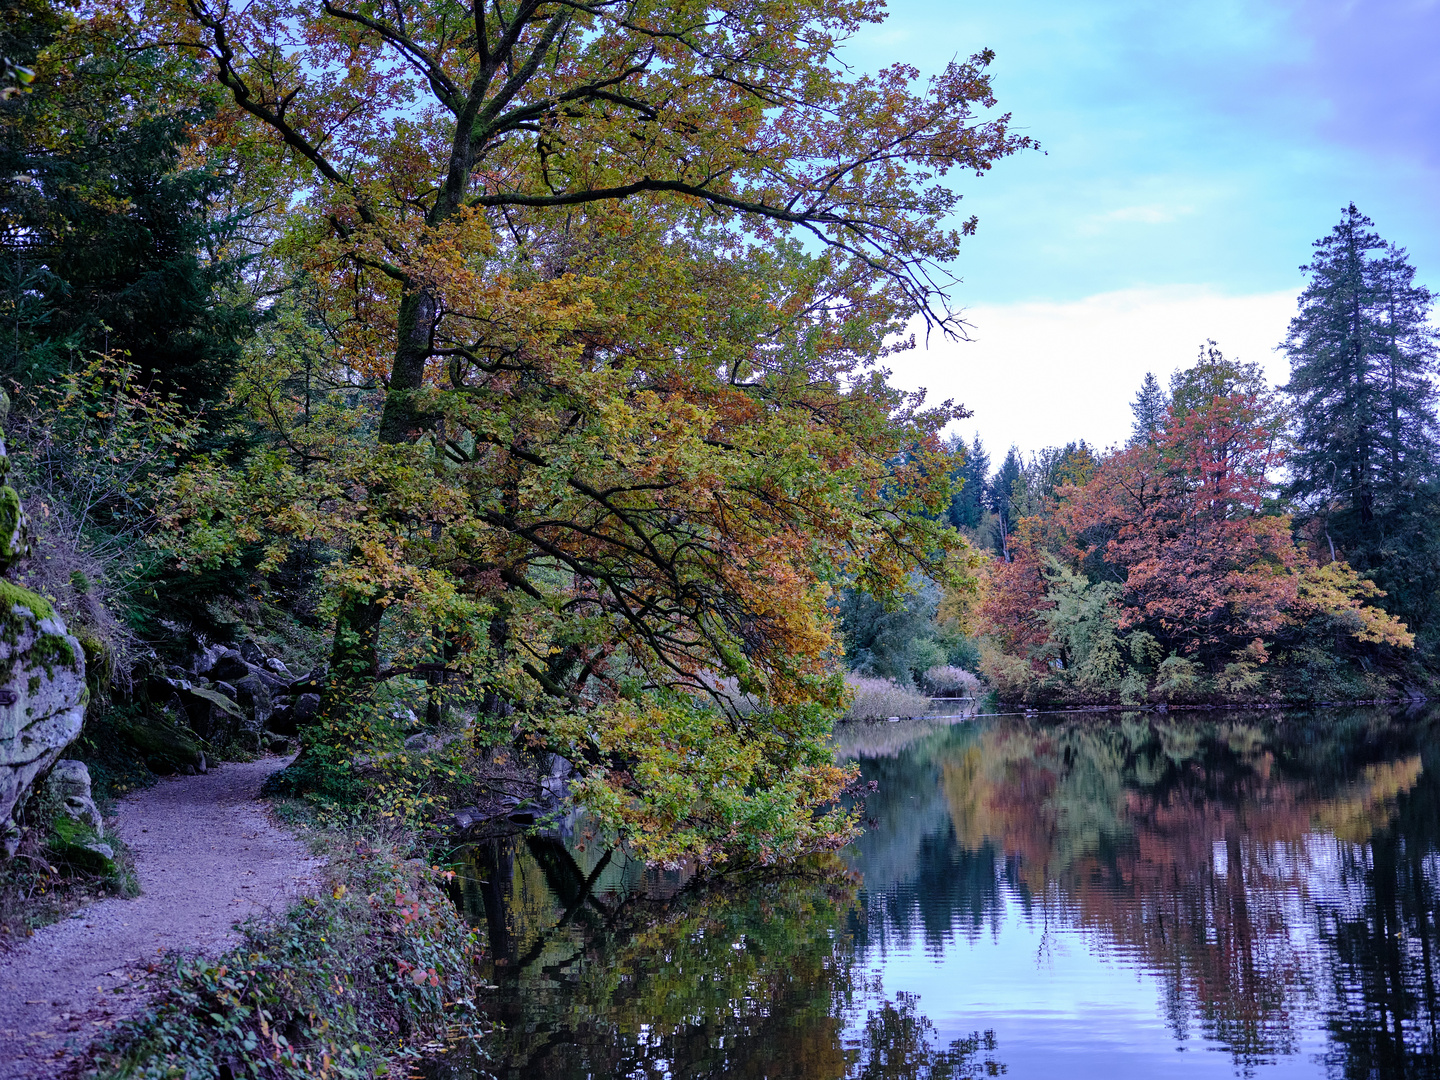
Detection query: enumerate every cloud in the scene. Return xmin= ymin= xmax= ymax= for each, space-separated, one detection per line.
xmin=884 ymin=286 xmax=1299 ymax=454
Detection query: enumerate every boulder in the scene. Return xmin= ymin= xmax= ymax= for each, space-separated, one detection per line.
xmin=238 ymin=640 xmax=268 ymax=666
xmin=264 ymin=657 xmax=291 ymax=677
xmin=267 ymin=702 xmax=297 ymax=737
xmin=293 ymin=692 xmax=321 ymax=726
xmin=233 ymin=674 xmax=273 ymax=746
xmin=48 ymin=810 xmax=114 ymax=873
xmin=0 ymin=418 xmax=87 ymax=857
xmin=179 ymin=684 xmax=244 ymax=746
xmin=204 ymin=648 xmax=250 ymax=685
xmin=287 ymin=669 xmax=326 ymax=697
xmin=114 ymin=712 xmax=206 ymax=774
xmin=0 ymin=583 xmax=87 ymax=857
xmin=45 ymin=758 xmax=103 ymax=838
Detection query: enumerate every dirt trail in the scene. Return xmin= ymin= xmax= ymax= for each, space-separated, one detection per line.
xmin=0 ymin=757 xmax=324 ymax=1078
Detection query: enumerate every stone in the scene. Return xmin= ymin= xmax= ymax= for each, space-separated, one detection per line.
xmin=233 ymin=675 xmax=273 ymax=748
xmin=287 ymin=668 xmax=325 ymax=697
xmin=84 ymin=840 xmax=114 ymax=860
xmin=114 ymin=713 xmax=206 ymax=774
xmin=204 ymin=649 xmax=250 ymax=684
xmin=180 ymin=684 xmax=244 ymax=745
xmin=264 ymin=657 xmax=290 ymax=676
xmin=267 ymin=702 xmax=296 ymax=737
xmin=238 ymin=640 xmax=268 ymax=666
xmin=45 ymin=759 xmax=102 ymax=838
xmin=0 ymin=582 xmax=87 ymax=858
xmin=293 ymin=693 xmax=321 ymax=725
xmin=0 ymin=428 xmax=87 ymax=857
xmin=47 ymin=807 xmax=114 ymax=872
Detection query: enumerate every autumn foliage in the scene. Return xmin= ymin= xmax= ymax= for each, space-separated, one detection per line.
xmin=976 ymin=347 xmax=1412 ymax=703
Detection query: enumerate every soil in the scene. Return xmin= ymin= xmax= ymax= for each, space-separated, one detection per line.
xmin=0 ymin=757 xmax=324 ymax=1078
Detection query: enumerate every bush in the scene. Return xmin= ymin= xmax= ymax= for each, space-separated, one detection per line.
xmin=843 ymin=675 xmax=930 ymax=721
xmin=919 ymin=665 xmax=981 ymax=698
xmin=87 ymin=826 xmax=485 ymax=1079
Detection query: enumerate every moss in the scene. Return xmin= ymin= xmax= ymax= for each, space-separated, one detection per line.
xmin=0 ymin=485 xmax=24 ymax=571
xmin=47 ymin=813 xmax=116 ymax=876
xmin=112 ymin=713 xmax=204 ymax=772
xmin=0 ymin=578 xmax=53 ymax=622
xmin=0 ymin=581 xmax=59 ymax=684
xmin=30 ymin=631 xmax=78 ymax=679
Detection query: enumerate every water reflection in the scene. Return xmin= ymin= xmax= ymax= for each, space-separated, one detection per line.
xmin=436 ymin=706 xmax=1440 ymax=1078
xmin=849 ymin=706 xmax=1440 ymax=1077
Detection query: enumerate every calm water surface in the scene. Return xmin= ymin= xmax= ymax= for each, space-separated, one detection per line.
xmin=436 ymin=705 xmax=1440 ymax=1078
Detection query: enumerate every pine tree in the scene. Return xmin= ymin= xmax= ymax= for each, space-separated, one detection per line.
xmin=1129 ymin=371 xmax=1168 ymax=445
xmin=945 ymin=434 xmax=990 ymax=530
xmin=988 ymin=447 xmax=1024 ymax=561
xmin=1282 ymin=204 xmax=1440 ymax=638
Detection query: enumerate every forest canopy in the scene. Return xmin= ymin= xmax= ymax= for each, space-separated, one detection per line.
xmin=0 ymin=0 xmax=1043 ymax=867
xmin=3 ymin=0 xmax=1437 ymax=874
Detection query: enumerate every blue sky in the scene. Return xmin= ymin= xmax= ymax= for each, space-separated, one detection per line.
xmin=846 ymin=0 xmax=1440 ymax=453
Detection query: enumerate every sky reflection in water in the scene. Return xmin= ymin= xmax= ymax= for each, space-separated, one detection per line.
xmin=439 ymin=705 xmax=1440 ymax=1079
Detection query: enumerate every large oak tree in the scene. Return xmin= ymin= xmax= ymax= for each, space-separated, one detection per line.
xmin=150 ymin=0 xmax=1032 ymax=861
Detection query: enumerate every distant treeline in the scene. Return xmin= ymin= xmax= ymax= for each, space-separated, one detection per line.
xmin=841 ymin=206 xmax=1440 ymax=706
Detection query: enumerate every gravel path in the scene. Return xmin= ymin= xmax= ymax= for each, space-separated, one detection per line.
xmin=0 ymin=757 xmax=324 ymax=1078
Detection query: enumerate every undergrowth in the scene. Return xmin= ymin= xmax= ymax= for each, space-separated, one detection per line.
xmin=0 ymin=785 xmax=138 ymax=941
xmin=82 ymin=816 xmax=487 ymax=1079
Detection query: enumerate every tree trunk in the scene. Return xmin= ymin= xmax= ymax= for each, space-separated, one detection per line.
xmin=319 ymin=284 xmax=439 ymax=713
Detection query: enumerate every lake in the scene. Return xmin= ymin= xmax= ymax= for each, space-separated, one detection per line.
xmin=433 ymin=704 xmax=1440 ymax=1078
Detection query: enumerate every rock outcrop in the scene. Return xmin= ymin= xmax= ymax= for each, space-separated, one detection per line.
xmin=0 ymin=413 xmax=87 ymax=858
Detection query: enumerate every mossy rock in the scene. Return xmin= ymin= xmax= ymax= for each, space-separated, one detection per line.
xmin=0 ymin=581 xmax=87 ymax=853
xmin=113 ymin=713 xmax=206 ymax=774
xmin=48 ymin=811 xmax=115 ymax=875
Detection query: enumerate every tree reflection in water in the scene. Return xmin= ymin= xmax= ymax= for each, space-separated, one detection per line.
xmin=433 ymin=835 xmax=1006 ymax=1079
xmin=432 ymin=706 xmax=1440 ymax=1078
xmin=845 ymin=705 xmax=1440 ymax=1076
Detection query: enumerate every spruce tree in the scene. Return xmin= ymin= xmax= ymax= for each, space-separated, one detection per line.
xmin=1129 ymin=371 xmax=1168 ymax=445
xmin=945 ymin=434 xmax=990 ymax=530
xmin=1282 ymin=204 xmax=1440 ymax=639
xmin=988 ymin=446 xmax=1023 ymax=561
xmin=0 ymin=33 xmax=254 ymax=413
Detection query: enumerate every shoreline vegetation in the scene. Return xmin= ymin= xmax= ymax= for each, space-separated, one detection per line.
xmin=82 ymin=807 xmax=486 ymax=1080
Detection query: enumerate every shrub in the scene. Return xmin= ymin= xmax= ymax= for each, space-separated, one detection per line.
xmin=87 ymin=829 xmax=485 ymax=1079
xmin=919 ymin=665 xmax=981 ymax=698
xmin=842 ymin=675 xmax=930 ymax=721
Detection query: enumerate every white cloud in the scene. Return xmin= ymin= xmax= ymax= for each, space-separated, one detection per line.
xmin=884 ymin=285 xmax=1299 ymax=455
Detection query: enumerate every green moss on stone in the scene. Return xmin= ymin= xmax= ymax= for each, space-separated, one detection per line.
xmin=31 ymin=632 xmax=78 ymax=678
xmin=0 ymin=485 xmax=24 ymax=570
xmin=0 ymin=579 xmax=53 ymax=621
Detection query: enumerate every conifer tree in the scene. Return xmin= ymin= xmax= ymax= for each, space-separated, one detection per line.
xmin=988 ymin=447 xmax=1023 ymax=561
xmin=1282 ymin=204 xmax=1440 ymax=638
xmin=1129 ymin=371 xmax=1168 ymax=445
xmin=946 ymin=434 xmax=989 ymax=530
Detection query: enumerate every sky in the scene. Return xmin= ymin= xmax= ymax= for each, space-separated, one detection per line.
xmin=840 ymin=0 xmax=1440 ymax=457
